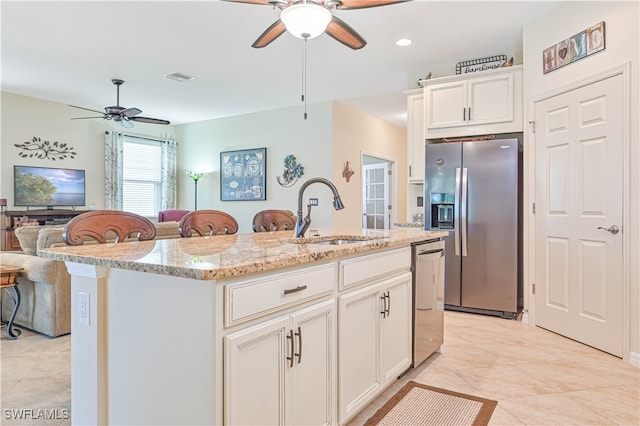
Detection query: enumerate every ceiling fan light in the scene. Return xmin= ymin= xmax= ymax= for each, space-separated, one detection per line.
xmin=280 ymin=4 xmax=332 ymax=40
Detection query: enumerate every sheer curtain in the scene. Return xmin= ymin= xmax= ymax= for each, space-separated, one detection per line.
xmin=104 ymin=131 xmax=123 ymax=210
xmin=160 ymin=133 xmax=178 ymax=210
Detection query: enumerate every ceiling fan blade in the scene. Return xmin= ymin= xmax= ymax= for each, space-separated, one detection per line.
xmin=336 ymin=0 xmax=411 ymax=10
xmin=70 ymin=116 xmax=104 ymax=120
xmin=130 ymin=116 xmax=171 ymax=125
xmin=122 ymin=107 xmax=142 ymax=117
xmin=220 ymin=0 xmax=277 ymax=4
xmin=69 ymin=105 xmax=106 ymax=115
xmin=325 ymin=16 xmax=366 ymax=50
xmin=252 ymin=19 xmax=287 ymax=48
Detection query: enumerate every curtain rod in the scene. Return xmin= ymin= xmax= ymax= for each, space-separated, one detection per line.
xmin=104 ymin=130 xmax=176 ymax=144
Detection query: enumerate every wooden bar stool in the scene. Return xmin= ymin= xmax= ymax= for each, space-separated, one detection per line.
xmin=179 ymin=210 xmax=239 ymax=237
xmin=252 ymin=209 xmax=296 ymax=232
xmin=62 ymin=210 xmax=156 ymax=245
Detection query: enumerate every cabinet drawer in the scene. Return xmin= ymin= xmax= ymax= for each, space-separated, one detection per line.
xmin=340 ymin=247 xmax=411 ymax=290
xmin=225 ymin=263 xmax=336 ymax=327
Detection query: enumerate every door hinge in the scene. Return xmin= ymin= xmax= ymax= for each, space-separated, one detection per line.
xmin=408 ymin=165 xmax=411 ymax=177
xmin=529 ymin=120 xmax=535 ymax=133
xmin=532 ymin=283 xmax=536 ymax=295
xmin=388 ymin=204 xmax=392 ymax=210
xmin=388 ymin=169 xmax=392 ymax=176
xmin=532 ymin=202 xmax=536 ymax=214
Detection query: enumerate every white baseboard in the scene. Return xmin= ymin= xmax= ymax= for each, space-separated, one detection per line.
xmin=629 ymin=351 xmax=640 ymax=368
xmin=521 ymin=310 xmax=529 ymax=324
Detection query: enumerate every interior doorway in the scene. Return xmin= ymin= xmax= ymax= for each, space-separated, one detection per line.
xmin=361 ymin=154 xmax=395 ymax=230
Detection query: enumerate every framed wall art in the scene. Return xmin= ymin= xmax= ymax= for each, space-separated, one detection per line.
xmin=220 ymin=147 xmax=266 ymax=201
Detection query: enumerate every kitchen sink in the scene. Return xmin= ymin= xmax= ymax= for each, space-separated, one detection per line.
xmin=309 ymin=239 xmax=365 ymax=245
xmin=288 ymin=235 xmax=387 ymax=245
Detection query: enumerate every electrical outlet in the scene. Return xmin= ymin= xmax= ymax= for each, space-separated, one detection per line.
xmin=78 ymin=292 xmax=90 ymax=326
xmin=309 ymin=198 xmax=319 ymax=206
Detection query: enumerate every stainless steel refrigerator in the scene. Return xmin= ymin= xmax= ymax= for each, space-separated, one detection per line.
xmin=424 ymin=135 xmax=522 ymax=318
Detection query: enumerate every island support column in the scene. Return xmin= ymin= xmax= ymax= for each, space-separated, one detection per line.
xmin=66 ymin=262 xmax=109 ymax=425
xmin=65 ymin=263 xmax=219 ymax=425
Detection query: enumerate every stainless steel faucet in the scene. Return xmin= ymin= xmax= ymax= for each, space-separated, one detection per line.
xmin=295 ymin=177 xmax=345 ymax=238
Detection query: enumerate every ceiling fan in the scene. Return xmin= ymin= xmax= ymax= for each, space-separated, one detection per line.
xmin=70 ymin=79 xmax=170 ymax=128
xmin=222 ymin=0 xmax=411 ymax=50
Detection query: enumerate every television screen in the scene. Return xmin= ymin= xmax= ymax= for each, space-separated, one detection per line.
xmin=14 ymin=165 xmax=86 ymax=207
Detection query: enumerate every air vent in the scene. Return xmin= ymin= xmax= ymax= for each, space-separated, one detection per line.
xmin=164 ymin=72 xmax=195 ymax=82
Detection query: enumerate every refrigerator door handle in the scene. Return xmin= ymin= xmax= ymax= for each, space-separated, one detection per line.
xmin=461 ymin=167 xmax=468 ymax=256
xmin=454 ymin=167 xmax=461 ymax=256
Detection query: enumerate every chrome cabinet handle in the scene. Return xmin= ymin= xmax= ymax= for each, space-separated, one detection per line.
xmin=385 ymin=291 xmax=390 ymax=317
xmin=283 ymin=285 xmax=307 ymax=295
xmin=380 ymin=294 xmax=387 ymax=317
xmin=286 ymin=329 xmax=294 ymax=368
xmin=597 ymin=225 xmax=620 ymax=235
xmin=295 ymin=326 xmax=302 ymax=364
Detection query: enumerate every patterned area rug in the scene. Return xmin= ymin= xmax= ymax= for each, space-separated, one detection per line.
xmin=364 ymin=381 xmax=497 ymax=426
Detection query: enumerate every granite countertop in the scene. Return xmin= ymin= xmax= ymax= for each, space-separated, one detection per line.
xmin=394 ymin=222 xmax=424 ymax=227
xmin=38 ymin=228 xmax=447 ymax=281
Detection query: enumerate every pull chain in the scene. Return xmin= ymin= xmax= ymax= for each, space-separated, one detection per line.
xmin=301 ymin=38 xmax=308 ymax=120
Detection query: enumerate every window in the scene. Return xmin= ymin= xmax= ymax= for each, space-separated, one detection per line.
xmin=122 ymin=137 xmax=162 ymax=217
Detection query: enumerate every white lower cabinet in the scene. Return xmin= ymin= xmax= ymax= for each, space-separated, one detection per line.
xmin=338 ymin=272 xmax=413 ymax=424
xmin=225 ymin=299 xmax=336 ymax=426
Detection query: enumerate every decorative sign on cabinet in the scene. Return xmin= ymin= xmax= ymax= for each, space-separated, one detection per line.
xmin=421 ymin=65 xmax=523 ymax=138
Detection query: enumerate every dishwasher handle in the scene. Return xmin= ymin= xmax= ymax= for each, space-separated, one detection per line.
xmin=417 ymin=248 xmax=444 ymax=257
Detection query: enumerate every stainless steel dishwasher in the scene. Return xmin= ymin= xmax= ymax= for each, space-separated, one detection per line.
xmin=412 ymin=239 xmax=445 ymax=367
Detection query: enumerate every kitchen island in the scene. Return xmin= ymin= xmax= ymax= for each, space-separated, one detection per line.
xmin=39 ymin=228 xmax=447 ymax=425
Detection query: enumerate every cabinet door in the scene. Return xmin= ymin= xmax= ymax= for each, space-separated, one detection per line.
xmin=468 ymin=73 xmax=514 ymax=126
xmin=224 ymin=316 xmax=289 ymax=426
xmin=380 ymin=272 xmax=413 ymax=384
xmin=407 ymin=92 xmax=425 ymax=183
xmin=290 ymin=300 xmax=336 ymax=426
xmin=425 ymin=80 xmax=467 ymax=130
xmin=338 ymin=284 xmax=382 ymax=423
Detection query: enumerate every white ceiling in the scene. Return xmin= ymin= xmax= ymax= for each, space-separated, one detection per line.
xmin=1 ymin=0 xmax=563 ymax=129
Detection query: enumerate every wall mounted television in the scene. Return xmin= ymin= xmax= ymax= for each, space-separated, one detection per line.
xmin=14 ymin=165 xmax=86 ymax=208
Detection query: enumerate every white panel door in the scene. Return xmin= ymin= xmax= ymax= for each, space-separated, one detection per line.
xmin=290 ymin=300 xmax=335 ymax=426
xmin=338 ymin=284 xmax=381 ymax=423
xmin=224 ymin=316 xmax=289 ymax=425
xmin=380 ymin=272 xmax=413 ymax=384
xmin=534 ymin=74 xmax=624 ymax=357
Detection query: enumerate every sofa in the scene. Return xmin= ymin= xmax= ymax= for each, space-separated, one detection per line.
xmin=0 ymin=221 xmax=182 ymax=337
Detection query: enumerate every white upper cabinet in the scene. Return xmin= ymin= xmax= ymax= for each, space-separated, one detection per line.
xmin=423 ymin=65 xmax=523 ymax=138
xmin=405 ymin=89 xmax=425 ymax=183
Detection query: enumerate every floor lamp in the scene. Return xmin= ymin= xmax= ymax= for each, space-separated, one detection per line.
xmin=186 ymin=172 xmax=205 ymax=211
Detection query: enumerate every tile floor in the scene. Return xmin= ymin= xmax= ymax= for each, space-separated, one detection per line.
xmin=1 ymin=311 xmax=638 ymax=425
xmin=348 ymin=311 xmax=640 ymax=426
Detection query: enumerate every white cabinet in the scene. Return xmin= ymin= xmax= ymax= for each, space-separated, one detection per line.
xmin=406 ymin=89 xmax=425 ymax=183
xmin=380 ymin=273 xmax=413 ymax=383
xmin=225 ymin=299 xmax=336 ymax=426
xmin=338 ymin=272 xmax=412 ymax=423
xmin=423 ymin=66 xmax=522 ymax=138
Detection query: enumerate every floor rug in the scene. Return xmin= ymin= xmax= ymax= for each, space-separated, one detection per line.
xmin=364 ymin=381 xmax=497 ymax=426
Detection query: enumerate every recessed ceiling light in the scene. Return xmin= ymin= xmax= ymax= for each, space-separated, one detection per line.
xmin=164 ymin=72 xmax=195 ymax=82
xmin=396 ymin=38 xmax=412 ymax=47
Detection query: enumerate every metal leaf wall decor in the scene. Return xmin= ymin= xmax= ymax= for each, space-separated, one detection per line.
xmin=14 ymin=137 xmax=77 ymax=160
xmin=277 ymin=154 xmax=304 ymax=187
